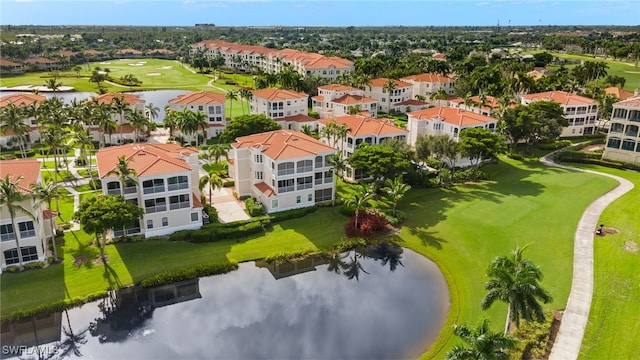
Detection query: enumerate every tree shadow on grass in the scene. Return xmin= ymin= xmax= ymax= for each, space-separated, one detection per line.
xmin=67 ymin=231 xmax=99 ymax=270
xmin=103 ymin=263 xmax=122 ymax=290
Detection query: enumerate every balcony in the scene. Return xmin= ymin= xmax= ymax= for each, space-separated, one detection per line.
xmin=123 ymin=186 xmax=137 ymax=195
xmin=168 ymin=182 xmax=189 ymax=191
xmin=113 ymin=226 xmax=142 ymax=238
xmin=278 ymin=185 xmax=294 ymax=193
xmin=297 ymin=183 xmax=313 ymax=191
xmin=169 ymin=201 xmax=190 ymax=210
xmin=20 ymin=230 xmax=36 ymax=238
xmin=297 ymin=166 xmax=313 ymax=173
xmin=143 ymin=185 xmax=165 ymax=194
xmin=145 ymin=205 xmax=167 ymax=214
xmin=107 ymin=188 xmax=122 ymax=195
xmin=1 ymin=233 xmax=16 ymax=242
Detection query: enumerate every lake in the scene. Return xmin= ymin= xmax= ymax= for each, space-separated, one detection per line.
xmin=0 ymin=245 xmax=449 ymax=360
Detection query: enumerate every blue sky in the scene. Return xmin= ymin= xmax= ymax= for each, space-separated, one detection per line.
xmin=1 ymin=0 xmax=639 ymax=27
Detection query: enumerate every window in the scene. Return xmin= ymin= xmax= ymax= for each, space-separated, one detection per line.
xmin=143 ymin=179 xmax=165 ymax=194
xmin=308 ymin=193 xmax=313 ymax=202
xmin=106 ymin=181 xmax=121 ymax=195
xmin=621 ymin=139 xmax=636 ymax=151
xmin=255 ymin=171 xmax=263 ymax=180
xmin=190 ymin=212 xmax=199 ymax=222
xmin=287 ymin=101 xmax=291 ymax=106
xmin=198 ymin=105 xmax=203 ymax=111
xmin=147 ymin=220 xmax=153 ymax=229
xmin=4 ymin=246 xmax=38 ymax=265
xmin=315 ymin=172 xmax=323 ymax=185
xmin=169 ymin=194 xmax=190 ymax=210
xmin=271 ymin=199 xmax=279 ymax=209
xmin=314 ymin=188 xmax=333 ymax=202
xmin=208 ymin=106 xmax=216 ymax=114
xmin=216 ymin=106 xmax=222 ymax=114
xmin=324 ymin=170 xmax=333 ymax=183
xmin=255 ymin=154 xmax=263 ymax=163
xmin=167 ymin=176 xmax=189 ymax=191
xmin=277 ymin=162 xmax=295 ymax=176
xmin=315 ymin=155 xmax=324 ymax=168
xmin=607 ymin=137 xmax=621 ymax=149
xmin=18 ymin=221 xmax=36 ymax=238
xmin=162 ymin=217 xmax=168 ymax=227
xmin=297 ymin=160 xmax=312 ymax=173
xmin=611 ymin=123 xmax=625 ymax=133
xmin=296 ymin=196 xmax=301 ymax=204
xmin=1 ymin=224 xmax=15 ymax=242
xmin=145 ymin=197 xmax=167 ymax=213
xmin=278 ymin=179 xmax=295 ymax=193
xmin=297 ymin=176 xmax=313 ymax=190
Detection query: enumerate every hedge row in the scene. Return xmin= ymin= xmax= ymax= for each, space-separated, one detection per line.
xmin=557 ymin=155 xmax=640 ymax=171
xmin=0 ymin=291 xmax=109 ymax=323
xmin=140 ymin=262 xmax=238 ymax=288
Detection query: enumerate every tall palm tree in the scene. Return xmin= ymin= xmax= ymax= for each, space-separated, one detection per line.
xmin=383 ymin=78 xmax=397 ymax=113
xmin=177 ymin=109 xmax=198 ymax=146
xmin=0 ymin=103 xmax=30 ymax=158
xmin=329 ymin=152 xmax=346 ymax=206
xmin=344 ymin=184 xmax=374 ymax=229
xmin=72 ymin=129 xmax=96 ymax=184
xmin=110 ymin=96 xmax=130 ymax=144
xmin=445 ymin=318 xmax=515 ymax=360
xmin=41 ymin=127 xmax=67 ymax=183
xmin=481 ymin=245 xmax=553 ymax=335
xmin=44 ymin=77 xmax=63 ymax=96
xmin=144 ymin=103 xmax=160 ymax=121
xmin=57 ymin=310 xmax=89 ymax=358
xmin=384 ymin=175 xmax=411 ymax=216
xmin=192 ymin=110 xmax=208 ymax=146
xmin=0 ymin=175 xmax=34 ymax=270
xmin=31 ymin=182 xmax=63 ymax=261
xmin=105 ymin=155 xmax=138 ymax=195
xmin=205 ymin=144 xmax=231 ymax=164
xmin=225 ymin=90 xmax=238 ymax=120
xmin=163 ymin=107 xmax=179 ymax=138
xmin=198 ymin=170 xmax=224 ymax=205
xmin=94 ymin=103 xmax=117 ymax=148
xmin=126 ymin=109 xmax=151 ymax=143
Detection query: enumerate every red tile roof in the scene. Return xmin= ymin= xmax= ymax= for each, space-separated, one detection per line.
xmin=521 ymin=91 xmax=596 ymax=106
xmin=400 ymin=73 xmax=454 ymax=83
xmin=614 ymin=96 xmax=640 ymax=108
xmin=408 ymin=107 xmax=497 ymax=127
xmin=96 ymin=143 xmax=197 ymax=179
xmin=278 ymin=114 xmax=317 ymax=123
xmin=252 ymin=88 xmax=308 ymax=101
xmin=367 ymin=78 xmax=412 ymax=88
xmin=604 ymin=87 xmax=635 ymax=101
xmin=169 ymin=91 xmax=225 ymax=105
xmin=192 ymin=193 xmax=203 ymax=208
xmin=0 ymin=93 xmax=47 ymax=107
xmin=318 ymin=84 xmax=360 ymax=92
xmin=432 ymin=53 xmax=447 ymax=60
xmin=332 ymin=94 xmax=378 ymax=105
xmin=92 ymin=93 xmax=144 ymax=106
xmin=43 ymin=209 xmax=59 ymax=220
xmin=232 ymin=130 xmax=335 ymax=161
xmin=254 ymin=182 xmax=275 ymax=197
xmin=0 ymin=159 xmax=41 ymax=193
xmin=319 ymin=115 xmax=408 ymax=137
xmin=448 ymin=95 xmax=516 ymax=111
xmin=0 ymin=58 xmax=22 ymax=67
xmin=394 ymin=99 xmax=428 ymax=106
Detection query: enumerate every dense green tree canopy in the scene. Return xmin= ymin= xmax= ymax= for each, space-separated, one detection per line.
xmin=459 ymin=128 xmax=506 ymax=168
xmin=347 ymin=144 xmax=410 ymax=181
xmin=220 ymin=114 xmax=281 ymax=143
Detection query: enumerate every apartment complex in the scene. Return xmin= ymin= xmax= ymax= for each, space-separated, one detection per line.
xmin=406 ymin=106 xmax=498 ymax=146
xmin=521 ymin=91 xmax=598 ymax=137
xmin=603 ymin=96 xmax=640 ymax=165
xmin=167 ymin=91 xmax=228 ymax=139
xmin=88 ymin=93 xmax=146 ymax=145
xmin=364 ymin=78 xmax=413 ymax=113
xmin=96 ymin=143 xmax=204 ymax=238
xmin=312 ymin=84 xmax=379 ymax=119
xmin=229 ymin=130 xmax=337 ymax=213
xmin=400 ymin=73 xmax=456 ymax=99
xmin=250 ymin=88 xmax=317 ymax=131
xmin=0 ymin=93 xmax=47 ymax=149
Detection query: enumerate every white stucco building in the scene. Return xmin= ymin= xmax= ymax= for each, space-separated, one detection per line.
xmin=603 ymin=96 xmax=640 ymax=165
xmin=167 ymin=91 xmax=228 ymax=139
xmin=400 ymin=73 xmax=456 ymax=99
xmin=88 ymin=93 xmax=146 ymax=145
xmin=0 ymin=93 xmax=47 ymax=149
xmin=312 ymin=84 xmax=379 ymax=119
xmin=364 ymin=78 xmax=413 ymax=113
xmin=521 ymin=91 xmax=598 ymax=137
xmin=406 ymin=106 xmax=498 ymax=146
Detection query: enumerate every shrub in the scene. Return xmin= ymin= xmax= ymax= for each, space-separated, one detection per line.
xmin=264 ymin=249 xmax=313 ymax=264
xmin=245 ymin=197 xmax=266 ymax=217
xmin=379 ymin=209 xmax=406 ymax=226
xmin=332 ymin=238 xmax=367 ymax=252
xmin=203 ymin=204 xmax=218 ymax=223
xmin=170 ymin=220 xmax=267 ymax=243
xmin=140 ymin=262 xmax=238 ymax=288
xmin=339 ymin=204 xmax=356 ymax=217
xmin=270 ymin=206 xmax=317 ymax=223
xmin=509 ymin=311 xmax=555 ymax=360
xmin=345 ymin=211 xmax=389 ymax=238
xmin=223 ymin=180 xmax=235 ymax=187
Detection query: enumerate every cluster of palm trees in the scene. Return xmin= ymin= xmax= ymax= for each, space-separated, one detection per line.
xmin=164 ymin=107 xmax=207 ymax=146
xmin=343 ymin=176 xmax=411 ymax=230
xmin=253 ymin=64 xmax=305 ymax=92
xmin=198 ymin=144 xmax=230 ymax=206
xmin=446 ymin=245 xmax=553 ymax=359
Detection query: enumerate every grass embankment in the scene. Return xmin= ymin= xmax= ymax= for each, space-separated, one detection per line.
xmin=0 ymin=158 xmax=619 ymax=358
xmin=0 ymin=59 xmax=250 ymax=119
xmin=570 ymin=165 xmax=640 ymax=360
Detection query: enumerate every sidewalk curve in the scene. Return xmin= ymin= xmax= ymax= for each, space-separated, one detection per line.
xmin=541 ymin=153 xmax=634 ymax=360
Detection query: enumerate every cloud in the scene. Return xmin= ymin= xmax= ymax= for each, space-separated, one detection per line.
xmin=476 ymin=1 xmax=490 ymax=6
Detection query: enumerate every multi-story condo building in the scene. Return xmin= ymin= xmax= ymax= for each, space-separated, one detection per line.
xmin=1 ymin=159 xmax=56 ymax=272
xmin=406 ymin=106 xmax=498 ymax=146
xmin=96 ymin=143 xmax=204 ymax=238
xmin=520 ymin=91 xmax=598 ymax=137
xmin=312 ymin=84 xmax=378 ymax=119
xmin=250 ymin=88 xmax=317 ymax=131
xmin=318 ymin=115 xmax=409 ymax=181
xmin=228 ymin=130 xmax=337 ymax=213
xmin=167 ymin=91 xmax=227 ymax=139
xmin=0 ymin=58 xmax=24 ymax=75
xmin=0 ymin=93 xmax=47 ymax=149
xmin=603 ymin=96 xmax=640 ymax=165
xmin=448 ymin=95 xmax=516 ymax=117
xmin=400 ymin=73 xmax=456 ymax=100
xmin=189 ymin=40 xmax=354 ymax=81
xmin=364 ymin=78 xmax=413 ymax=113
xmin=88 ymin=93 xmax=146 ymax=145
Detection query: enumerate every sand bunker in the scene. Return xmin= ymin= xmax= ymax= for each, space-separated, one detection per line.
xmin=146 ymin=73 xmax=161 ymax=76
xmin=99 ymin=61 xmax=111 ymax=65
xmin=624 ymin=71 xmax=640 ymax=74
xmin=159 ymin=66 xmax=173 ymax=69
xmin=129 ymin=63 xmax=144 ymax=66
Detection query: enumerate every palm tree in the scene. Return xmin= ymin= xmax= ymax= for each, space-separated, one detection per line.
xmin=57 ymin=310 xmax=88 ymax=358
xmin=383 ymin=78 xmax=397 ymax=113
xmin=344 ymin=184 xmax=374 ymax=229
xmin=177 ymin=109 xmax=198 ymax=146
xmin=199 ymin=170 xmax=224 ymax=205
xmin=106 ymin=155 xmax=138 ymax=195
xmin=445 ymin=318 xmax=515 ymax=360
xmin=193 ymin=110 xmax=208 ymax=146
xmin=44 ymin=77 xmax=63 ymax=96
xmin=0 ymin=103 xmax=30 ymax=158
xmin=31 ymin=182 xmax=63 ymax=261
xmin=163 ymin=107 xmax=179 ymax=138
xmin=94 ymin=103 xmax=117 ymax=147
xmin=384 ymin=175 xmax=411 ymax=216
xmin=72 ymin=129 xmax=96 ymax=184
xmin=329 ymin=152 xmax=346 ymax=206
xmin=0 ymin=175 xmax=34 ymax=270
xmin=205 ymin=144 xmax=231 ymax=164
xmin=126 ymin=109 xmax=151 ymax=143
xmin=225 ymin=90 xmax=238 ymax=120
xmin=110 ymin=96 xmax=130 ymax=144
xmin=342 ymin=252 xmax=369 ymax=281
xmin=145 ymin=103 xmax=160 ymax=121
xmin=41 ymin=127 xmax=67 ymax=183
xmin=481 ymin=245 xmax=553 ymax=335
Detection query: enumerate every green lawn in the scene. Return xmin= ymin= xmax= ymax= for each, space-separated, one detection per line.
xmin=54 ymin=195 xmax=75 ymax=224
xmin=0 ymin=158 xmax=621 ymax=359
xmin=572 ymin=165 xmax=640 ymax=360
xmin=41 ymin=170 xmax=75 ymax=184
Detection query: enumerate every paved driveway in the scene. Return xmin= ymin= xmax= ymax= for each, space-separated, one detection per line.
xmin=207 ymin=187 xmax=250 ymax=223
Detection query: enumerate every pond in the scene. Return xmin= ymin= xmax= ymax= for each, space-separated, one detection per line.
xmin=0 ymin=90 xmax=191 ymax=123
xmin=0 ymin=245 xmax=449 ymax=360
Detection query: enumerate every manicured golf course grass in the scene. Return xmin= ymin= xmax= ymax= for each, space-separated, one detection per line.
xmin=0 ymin=157 xmax=622 ymax=358
xmin=573 ymin=164 xmax=640 ymax=360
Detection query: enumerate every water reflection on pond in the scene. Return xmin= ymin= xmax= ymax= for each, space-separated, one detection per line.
xmin=1 ymin=245 xmax=449 ymax=360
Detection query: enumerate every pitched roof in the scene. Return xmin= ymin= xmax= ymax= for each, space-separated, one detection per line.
xmin=332 ymin=94 xmax=378 ymax=105
xmin=252 ymin=88 xmax=308 ymax=101
xmin=367 ymin=78 xmax=412 ymax=88
xmin=318 ymin=84 xmax=360 ymax=92
xmin=0 ymin=159 xmax=41 ymax=193
xmin=254 ymin=182 xmax=275 ymax=197
xmin=319 ymin=115 xmax=408 ymax=137
xmin=96 ymin=143 xmax=197 ymax=179
xmin=408 ymin=106 xmax=497 ymax=127
xmin=278 ymin=114 xmax=317 ymax=123
xmin=521 ymin=91 xmax=596 ymax=106
xmin=604 ymin=87 xmax=635 ymax=101
xmin=92 ymin=93 xmax=144 ymax=106
xmin=169 ymin=91 xmax=225 ymax=105
xmin=232 ymin=130 xmax=335 ymax=160
xmin=614 ymin=95 xmax=640 ymax=108
xmin=394 ymin=99 xmax=428 ymax=106
xmin=0 ymin=58 xmax=22 ymax=67
xmin=0 ymin=93 xmax=47 ymax=107
xmin=400 ymin=73 xmax=454 ymax=83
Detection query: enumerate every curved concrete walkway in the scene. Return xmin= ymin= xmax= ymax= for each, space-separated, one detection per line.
xmin=541 ymin=153 xmax=634 ymax=360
